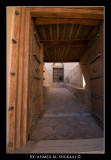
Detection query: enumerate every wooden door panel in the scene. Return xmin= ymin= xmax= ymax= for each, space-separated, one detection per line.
xmin=91 ymin=77 xmax=104 ymax=97
xmin=28 ymin=19 xmax=43 ymax=139
xmin=53 ymin=68 xmax=64 ymax=82
xmin=89 ymin=23 xmax=104 ymax=127
xmin=89 ymin=55 xmax=103 ymax=77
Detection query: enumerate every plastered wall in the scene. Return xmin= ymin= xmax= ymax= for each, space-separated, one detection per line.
xmin=43 ymin=66 xmax=50 ymax=86
xmin=67 ymin=63 xmax=83 ymax=88
xmin=80 ymin=50 xmax=91 ymax=90
xmin=44 ymin=62 xmax=78 ymax=83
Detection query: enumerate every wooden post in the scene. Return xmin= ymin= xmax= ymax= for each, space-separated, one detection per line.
xmin=22 ymin=10 xmax=31 ymax=145
xmin=15 ymin=7 xmax=25 ymax=149
xmin=7 ymin=7 xmax=21 ymax=152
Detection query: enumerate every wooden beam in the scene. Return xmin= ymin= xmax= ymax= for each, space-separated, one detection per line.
xmin=22 ymin=10 xmax=31 ymax=146
xmin=15 ymin=7 xmax=25 ymax=150
xmin=7 ymin=7 xmax=21 ymax=152
xmin=35 ymin=18 xmax=101 ymax=26
xmin=40 ymin=40 xmax=89 ymax=47
xmin=26 ymin=7 xmax=104 ymax=19
xmin=44 ymin=59 xmax=80 ymax=62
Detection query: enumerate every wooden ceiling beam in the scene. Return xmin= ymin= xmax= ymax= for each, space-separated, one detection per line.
xmin=35 ymin=18 xmax=101 ymax=26
xmin=26 ymin=7 xmax=104 ymax=19
xmin=40 ymin=40 xmax=89 ymax=47
xmin=44 ymin=59 xmax=80 ymax=62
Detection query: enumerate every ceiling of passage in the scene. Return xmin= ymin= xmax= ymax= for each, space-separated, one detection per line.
xmin=29 ymin=7 xmax=104 ymax=62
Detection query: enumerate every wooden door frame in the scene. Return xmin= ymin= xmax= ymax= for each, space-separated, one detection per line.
xmin=7 ymin=7 xmax=104 ymax=152
xmin=7 ymin=8 xmax=33 ymax=152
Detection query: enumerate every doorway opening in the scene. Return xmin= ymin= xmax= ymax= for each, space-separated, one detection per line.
xmin=7 ymin=7 xmax=104 ymax=153
xmin=53 ymin=63 xmax=64 ymax=82
xmin=53 ymin=68 xmax=64 ymax=82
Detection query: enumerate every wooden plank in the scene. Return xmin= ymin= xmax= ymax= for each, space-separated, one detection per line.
xmin=22 ymin=10 xmax=31 ymax=145
xmin=35 ymin=18 xmax=101 ymax=26
xmin=26 ymin=7 xmax=104 ymax=19
xmin=15 ymin=7 xmax=25 ymax=150
xmin=7 ymin=7 xmax=15 ymax=153
xmin=40 ymin=40 xmax=88 ymax=47
xmin=8 ymin=7 xmax=21 ymax=152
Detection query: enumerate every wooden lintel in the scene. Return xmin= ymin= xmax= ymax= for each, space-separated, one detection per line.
xmin=44 ymin=59 xmax=80 ymax=62
xmin=40 ymin=40 xmax=88 ymax=47
xmin=26 ymin=7 xmax=104 ymax=19
xmin=35 ymin=18 xmax=101 ymax=26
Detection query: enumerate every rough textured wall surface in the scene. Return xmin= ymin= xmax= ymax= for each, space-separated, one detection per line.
xmin=80 ymin=51 xmax=91 ymax=90
xmin=43 ymin=66 xmax=50 ymax=86
xmin=44 ymin=63 xmax=53 ymax=83
xmin=67 ymin=64 xmax=83 ymax=88
xmin=64 ymin=63 xmax=79 ymax=83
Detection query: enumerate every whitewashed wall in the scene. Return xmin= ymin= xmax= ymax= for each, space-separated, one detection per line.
xmin=44 ymin=62 xmax=79 ymax=83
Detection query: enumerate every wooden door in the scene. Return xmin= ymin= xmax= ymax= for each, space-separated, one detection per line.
xmin=7 ymin=7 xmax=43 ymax=152
xmin=89 ymin=23 xmax=104 ymax=127
xmin=53 ymin=68 xmax=64 ymax=82
xmin=27 ymin=19 xmax=43 ymax=139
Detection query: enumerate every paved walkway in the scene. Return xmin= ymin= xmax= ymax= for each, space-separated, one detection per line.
xmin=16 ymin=87 xmax=104 ymax=153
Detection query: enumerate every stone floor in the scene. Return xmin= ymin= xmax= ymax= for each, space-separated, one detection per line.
xmin=16 ymin=86 xmax=104 ymax=153
xmin=30 ymin=88 xmax=103 ymax=141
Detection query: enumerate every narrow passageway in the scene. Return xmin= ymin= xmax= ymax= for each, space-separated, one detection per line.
xmin=7 ymin=7 xmax=104 ymax=153
xmin=17 ymin=84 xmax=103 ymax=153
xmin=30 ymin=86 xmax=103 ymax=141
